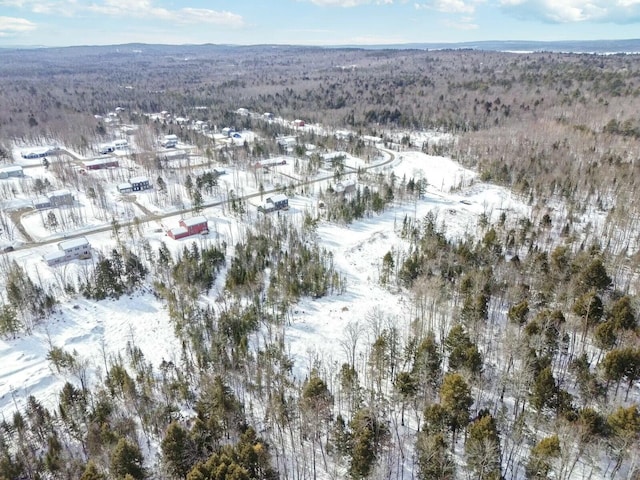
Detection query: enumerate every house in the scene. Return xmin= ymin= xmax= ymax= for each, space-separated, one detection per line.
xmin=83 ymin=158 xmax=119 ymax=170
xmin=263 ymin=112 xmax=274 ymax=120
xmin=167 ymin=226 xmax=189 ymax=240
xmin=167 ymin=216 xmax=209 ymax=239
xmin=293 ymin=119 xmax=305 ymax=127
xmin=267 ymin=194 xmax=289 ymax=210
xmin=236 ymin=108 xmax=249 ymax=116
xmin=276 ymin=136 xmax=297 ymax=149
xmin=117 ymin=183 xmax=133 ymax=194
xmin=130 ymin=176 xmax=151 ymax=192
xmin=113 ymin=139 xmax=128 ymax=150
xmin=180 ymin=216 xmax=208 ymax=235
xmin=161 ymin=134 xmax=178 ymax=148
xmin=43 ymin=237 xmax=91 ymax=266
xmin=21 ymin=147 xmax=54 ymax=159
xmin=98 ymin=143 xmax=115 ymax=154
xmin=48 ymin=189 xmax=74 ymax=207
xmin=260 ymin=194 xmax=289 ymax=213
xmin=221 ymin=127 xmax=234 ymax=137
xmin=255 ymin=157 xmax=288 ymax=168
xmin=33 ymin=196 xmax=52 ymax=210
xmin=0 ymin=165 xmax=24 ymax=178
xmin=335 ymin=179 xmax=357 ymax=196
xmin=157 ymin=149 xmax=187 ymax=162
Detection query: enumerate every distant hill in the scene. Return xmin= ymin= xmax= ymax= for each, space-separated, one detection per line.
xmin=2 ymin=39 xmax=640 ymax=54
xmin=342 ymin=38 xmax=640 ymax=53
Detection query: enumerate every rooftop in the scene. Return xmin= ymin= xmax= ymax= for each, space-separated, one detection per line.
xmin=58 ymin=237 xmax=90 ymax=251
xmin=181 ymin=216 xmax=208 ymax=227
xmin=267 ymin=194 xmax=288 ymax=203
xmin=129 ymin=176 xmax=149 ymax=184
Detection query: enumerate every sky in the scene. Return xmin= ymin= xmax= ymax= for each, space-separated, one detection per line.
xmin=1 ymin=0 xmax=640 ymax=47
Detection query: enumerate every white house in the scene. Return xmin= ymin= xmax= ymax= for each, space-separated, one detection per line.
xmin=161 ymin=134 xmax=178 ymax=148
xmin=113 ymin=139 xmax=128 ymax=150
xmin=117 ymin=182 xmax=133 ymax=194
xmin=43 ymin=237 xmax=91 ymax=266
xmin=0 ymin=165 xmax=24 ymax=179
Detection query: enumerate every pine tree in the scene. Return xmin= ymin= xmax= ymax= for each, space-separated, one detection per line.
xmin=80 ymin=460 xmax=106 ymax=480
xmin=439 ymin=373 xmax=473 ymax=443
xmin=416 ymin=432 xmax=454 ymax=480
xmin=607 ymin=405 xmax=640 ymax=477
xmin=531 ymin=366 xmax=558 ymax=412
xmin=445 ymin=325 xmax=482 ymax=376
xmin=525 ymin=435 xmax=560 ymax=480
xmin=110 ymin=437 xmax=145 ymax=480
xmin=0 ymin=304 xmax=21 ymax=338
xmin=465 ymin=411 xmax=502 ymax=480
xmin=162 ymin=421 xmax=196 ymax=478
xmin=348 ymin=408 xmax=389 ymax=479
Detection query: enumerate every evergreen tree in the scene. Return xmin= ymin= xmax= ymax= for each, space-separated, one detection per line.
xmin=81 ymin=460 xmax=106 ymax=480
xmin=465 ymin=411 xmax=502 ymax=480
xmin=445 ymin=325 xmax=482 ymax=376
xmin=0 ymin=304 xmax=20 ymax=338
xmin=162 ymin=422 xmax=195 ymax=478
xmin=348 ymin=408 xmax=389 ymax=479
xmin=531 ymin=366 xmax=558 ymax=412
xmin=416 ymin=432 xmax=454 ymax=480
xmin=525 ymin=435 xmax=560 ymax=480
xmin=439 ymin=373 xmax=473 ymax=443
xmin=110 ymin=437 xmax=145 ymax=480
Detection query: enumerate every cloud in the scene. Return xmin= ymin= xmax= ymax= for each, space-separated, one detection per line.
xmin=443 ymin=17 xmax=479 ymax=29
xmin=500 ymin=0 xmax=640 ymax=23
xmin=415 ymin=0 xmax=482 ymax=14
xmin=0 ymin=0 xmax=244 ymax=26
xmin=0 ymin=15 xmax=36 ymax=36
xmin=307 ymin=0 xmax=393 ymax=6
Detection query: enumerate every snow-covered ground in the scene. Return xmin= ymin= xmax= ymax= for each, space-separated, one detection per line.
xmin=0 ymin=293 xmax=180 ymax=417
xmin=0 ymin=149 xmax=532 ymax=421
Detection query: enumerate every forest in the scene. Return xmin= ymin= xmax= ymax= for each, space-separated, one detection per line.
xmin=0 ymin=44 xmax=639 ymax=479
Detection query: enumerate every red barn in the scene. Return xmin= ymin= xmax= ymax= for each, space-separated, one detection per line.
xmin=167 ymin=227 xmax=189 ymax=240
xmin=83 ymin=158 xmax=119 ymax=170
xmin=179 ymin=216 xmax=209 ymax=235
